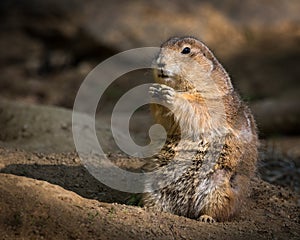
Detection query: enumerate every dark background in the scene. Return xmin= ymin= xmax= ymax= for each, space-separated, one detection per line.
xmin=0 ymin=0 xmax=299 ymax=137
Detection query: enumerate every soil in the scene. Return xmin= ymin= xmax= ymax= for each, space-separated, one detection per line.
xmin=0 ymin=147 xmax=299 ymax=240
xmin=0 ymin=101 xmax=299 ymax=239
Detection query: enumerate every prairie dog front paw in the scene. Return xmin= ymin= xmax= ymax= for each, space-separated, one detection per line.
xmin=149 ymin=84 xmax=176 ymax=105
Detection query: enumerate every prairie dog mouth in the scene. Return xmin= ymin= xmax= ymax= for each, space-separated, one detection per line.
xmin=157 ymin=69 xmax=173 ymax=79
xmin=158 ymin=72 xmax=169 ymax=78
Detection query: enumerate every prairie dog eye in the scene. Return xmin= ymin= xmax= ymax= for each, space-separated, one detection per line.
xmin=181 ymin=47 xmax=191 ymax=54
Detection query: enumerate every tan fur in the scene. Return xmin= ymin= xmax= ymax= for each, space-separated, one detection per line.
xmin=143 ymin=37 xmax=258 ymax=222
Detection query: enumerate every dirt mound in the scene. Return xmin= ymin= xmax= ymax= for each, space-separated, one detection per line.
xmin=0 ymin=172 xmax=299 ymax=240
xmin=0 ymin=146 xmax=299 ymax=239
xmin=0 ymin=100 xmax=117 ymax=153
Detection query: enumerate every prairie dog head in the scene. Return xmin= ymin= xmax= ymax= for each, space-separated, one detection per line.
xmin=153 ymin=37 xmax=232 ymax=96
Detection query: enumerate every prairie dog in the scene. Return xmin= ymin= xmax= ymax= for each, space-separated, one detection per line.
xmin=142 ymin=37 xmax=258 ymax=223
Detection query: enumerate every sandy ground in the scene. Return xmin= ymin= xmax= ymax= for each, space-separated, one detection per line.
xmin=0 ymin=101 xmax=299 ymax=239
xmin=0 ymin=147 xmax=299 ymax=240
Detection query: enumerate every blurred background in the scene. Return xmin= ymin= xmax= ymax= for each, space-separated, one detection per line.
xmin=0 ymin=0 xmax=299 ymax=189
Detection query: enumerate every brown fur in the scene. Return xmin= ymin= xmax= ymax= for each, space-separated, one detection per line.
xmin=143 ymin=37 xmax=258 ymax=222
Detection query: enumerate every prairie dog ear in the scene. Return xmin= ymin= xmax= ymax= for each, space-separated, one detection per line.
xmin=193 ymin=53 xmax=214 ymax=74
xmin=200 ymin=49 xmax=215 ymax=73
xmin=207 ymin=57 xmax=214 ymax=73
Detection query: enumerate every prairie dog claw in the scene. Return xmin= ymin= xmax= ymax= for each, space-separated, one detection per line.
xmin=149 ymin=84 xmax=176 ymax=104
